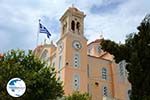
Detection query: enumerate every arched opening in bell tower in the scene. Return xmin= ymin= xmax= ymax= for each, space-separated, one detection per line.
xmin=71 ymin=20 xmax=75 ymax=31
xmin=76 ymin=22 xmax=80 ymax=33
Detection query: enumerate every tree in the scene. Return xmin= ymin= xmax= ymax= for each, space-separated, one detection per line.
xmin=64 ymin=91 xmax=91 ymax=100
xmin=101 ymin=39 xmax=129 ymax=63
xmin=101 ymin=14 xmax=150 ymax=100
xmin=0 ymin=49 xmax=64 ymax=100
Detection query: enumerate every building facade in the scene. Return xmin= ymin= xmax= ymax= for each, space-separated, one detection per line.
xmin=34 ymin=6 xmax=131 ymax=100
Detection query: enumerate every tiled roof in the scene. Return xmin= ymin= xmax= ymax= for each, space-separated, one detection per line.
xmin=87 ymin=39 xmax=103 ymax=46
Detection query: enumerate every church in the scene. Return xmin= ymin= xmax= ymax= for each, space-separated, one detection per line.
xmin=34 ymin=6 xmax=131 ymax=100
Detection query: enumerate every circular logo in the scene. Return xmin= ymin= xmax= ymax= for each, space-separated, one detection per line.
xmin=6 ymin=78 xmax=26 ymax=97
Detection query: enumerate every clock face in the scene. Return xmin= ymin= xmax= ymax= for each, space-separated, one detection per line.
xmin=72 ymin=40 xmax=82 ymax=50
xmin=58 ymin=42 xmax=64 ymax=53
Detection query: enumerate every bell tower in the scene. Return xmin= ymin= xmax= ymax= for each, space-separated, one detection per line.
xmin=60 ymin=6 xmax=86 ymax=37
xmin=57 ymin=6 xmax=88 ymax=95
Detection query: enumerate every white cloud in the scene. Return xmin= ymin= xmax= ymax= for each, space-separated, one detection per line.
xmin=85 ymin=0 xmax=150 ymax=43
xmin=0 ymin=0 xmax=149 ymax=52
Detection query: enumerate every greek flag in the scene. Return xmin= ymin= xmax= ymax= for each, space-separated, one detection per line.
xmin=39 ymin=22 xmax=51 ymax=38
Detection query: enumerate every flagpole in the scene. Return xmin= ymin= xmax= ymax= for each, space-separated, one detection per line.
xmin=36 ymin=31 xmax=39 ymax=46
xmin=49 ymin=36 xmax=51 ymax=44
xmin=36 ymin=19 xmax=40 ymax=46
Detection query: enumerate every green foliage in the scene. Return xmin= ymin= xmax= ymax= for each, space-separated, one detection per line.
xmin=64 ymin=91 xmax=91 ymax=100
xmin=0 ymin=49 xmax=64 ymax=100
xmin=101 ymin=40 xmax=130 ymax=63
xmin=101 ymin=15 xmax=150 ymax=100
xmin=127 ymin=19 xmax=150 ymax=100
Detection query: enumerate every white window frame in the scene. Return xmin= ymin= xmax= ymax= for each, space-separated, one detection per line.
xmin=73 ymin=74 xmax=80 ymax=90
xmin=102 ymin=67 xmax=107 ymax=80
xmin=51 ymin=57 xmax=56 ymax=68
xmin=73 ymin=52 xmax=80 ymax=68
xmin=97 ymin=45 xmax=102 ymax=53
xmin=41 ymin=50 xmax=48 ymax=60
xmin=118 ymin=60 xmax=126 ymax=79
xmin=102 ymin=86 xmax=108 ymax=97
xmin=127 ymin=90 xmax=131 ymax=100
xmin=58 ymin=55 xmax=62 ymax=69
xmin=58 ymin=71 xmax=62 ymax=81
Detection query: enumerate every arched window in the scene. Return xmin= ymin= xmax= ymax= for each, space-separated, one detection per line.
xmin=102 ymin=68 xmax=107 ymax=80
xmin=119 ymin=64 xmax=124 ymax=76
xmin=52 ymin=57 xmax=56 ymax=67
xmin=71 ymin=20 xmax=75 ymax=31
xmin=103 ymin=86 xmax=108 ymax=96
xmin=73 ymin=53 xmax=80 ymax=68
xmin=41 ymin=50 xmax=48 ymax=60
xmin=76 ymin=22 xmax=80 ymax=32
xmin=73 ymin=74 xmax=80 ymax=90
xmin=97 ymin=45 xmax=102 ymax=53
xmin=128 ymin=90 xmax=131 ymax=100
xmin=58 ymin=71 xmax=62 ymax=81
xmin=118 ymin=60 xmax=126 ymax=78
xmin=58 ymin=55 xmax=62 ymax=69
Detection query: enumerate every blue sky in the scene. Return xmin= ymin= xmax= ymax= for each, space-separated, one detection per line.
xmin=0 ymin=0 xmax=150 ymax=53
